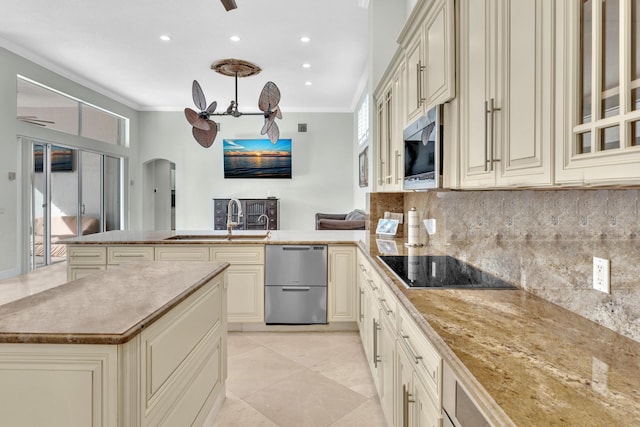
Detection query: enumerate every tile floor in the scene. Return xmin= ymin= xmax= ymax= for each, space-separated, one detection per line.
xmin=213 ymin=332 xmax=388 ymax=427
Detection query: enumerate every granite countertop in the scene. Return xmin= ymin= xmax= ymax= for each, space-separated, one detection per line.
xmin=358 ymin=236 xmax=640 ymax=427
xmin=62 ymin=229 xmax=366 ymax=245
xmin=0 ymin=261 xmax=228 ymax=345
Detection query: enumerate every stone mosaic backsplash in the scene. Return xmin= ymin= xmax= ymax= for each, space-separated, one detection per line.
xmin=375 ymin=189 xmax=640 ymax=342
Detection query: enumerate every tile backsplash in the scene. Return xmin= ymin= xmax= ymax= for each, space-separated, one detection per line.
xmin=376 ymin=189 xmax=640 ymax=342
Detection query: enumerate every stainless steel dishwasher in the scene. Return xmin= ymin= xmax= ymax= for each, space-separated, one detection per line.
xmin=265 ymin=244 xmax=327 ymax=324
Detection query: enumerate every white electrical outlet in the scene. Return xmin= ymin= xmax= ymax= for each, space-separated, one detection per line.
xmin=593 ymin=257 xmax=610 ymax=293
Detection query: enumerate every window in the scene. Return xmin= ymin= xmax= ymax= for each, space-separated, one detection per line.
xmin=16 ymin=76 xmax=129 ymax=146
xmin=357 ymin=96 xmax=369 ymax=146
xmin=574 ymin=0 xmax=640 ymax=154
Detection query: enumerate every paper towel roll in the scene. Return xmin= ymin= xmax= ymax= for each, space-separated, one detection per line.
xmin=407 ymin=207 xmax=420 ymax=246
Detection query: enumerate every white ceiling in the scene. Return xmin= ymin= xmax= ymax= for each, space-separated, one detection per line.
xmin=0 ymin=0 xmax=369 ymax=113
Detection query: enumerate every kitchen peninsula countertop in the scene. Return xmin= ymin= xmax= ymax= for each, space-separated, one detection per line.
xmin=62 ymin=230 xmax=640 ymax=425
xmin=61 ymin=229 xmax=366 ymax=245
xmin=0 ymin=261 xmax=228 ymax=345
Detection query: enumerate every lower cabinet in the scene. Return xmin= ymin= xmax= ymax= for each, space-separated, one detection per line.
xmin=328 ymin=246 xmax=357 ymax=322
xmin=67 ymin=244 xmax=265 ymax=324
xmin=211 ymin=245 xmax=264 ymax=323
xmin=397 ymin=340 xmax=442 ymax=427
xmin=357 ymin=248 xmax=443 ymax=427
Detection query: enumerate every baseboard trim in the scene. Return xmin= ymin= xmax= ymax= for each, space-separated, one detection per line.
xmin=227 ymin=322 xmax=358 ymax=332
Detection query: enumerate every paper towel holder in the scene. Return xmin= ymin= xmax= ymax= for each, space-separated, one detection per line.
xmin=404 ymin=207 xmax=424 ymax=247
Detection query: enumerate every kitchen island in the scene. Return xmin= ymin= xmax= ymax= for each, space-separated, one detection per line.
xmin=0 ymin=260 xmax=228 ymax=427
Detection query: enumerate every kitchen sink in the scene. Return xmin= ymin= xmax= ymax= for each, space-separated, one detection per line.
xmin=164 ymin=232 xmax=271 ymax=241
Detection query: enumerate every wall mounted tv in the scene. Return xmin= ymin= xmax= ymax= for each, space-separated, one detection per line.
xmin=223 ymin=139 xmax=292 ymax=179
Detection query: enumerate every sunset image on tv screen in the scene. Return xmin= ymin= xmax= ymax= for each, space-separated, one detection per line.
xmin=223 ymin=139 xmax=292 ymax=179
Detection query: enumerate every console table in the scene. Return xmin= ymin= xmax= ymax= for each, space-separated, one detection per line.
xmin=213 ymin=198 xmax=280 ymax=230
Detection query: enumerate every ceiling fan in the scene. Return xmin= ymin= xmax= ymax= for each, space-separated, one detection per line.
xmin=17 ymin=116 xmax=55 ymax=126
xmin=220 ymin=0 xmax=237 ymax=11
xmin=184 ymin=59 xmax=282 ymax=148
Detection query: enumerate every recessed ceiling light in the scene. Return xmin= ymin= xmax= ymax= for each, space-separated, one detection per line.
xmin=305 ymin=81 xmax=312 ymax=86
xmin=230 ymin=35 xmax=240 ymax=42
xmin=300 ymin=36 xmax=311 ymax=43
xmin=302 ymin=63 xmax=311 ymax=68
xmin=160 ymin=35 xmax=172 ymax=41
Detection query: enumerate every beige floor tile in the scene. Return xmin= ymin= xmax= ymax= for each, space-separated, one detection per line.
xmin=212 ymin=390 xmax=280 ymax=427
xmin=244 ymin=369 xmax=367 ymax=427
xmin=227 ymin=332 xmax=264 ymax=357
xmin=329 ymin=397 xmax=389 ymax=427
xmin=311 ymin=346 xmax=378 ymax=399
xmin=218 ymin=332 xmax=387 ymax=427
xmin=226 ymin=346 xmax=305 ymax=399
xmin=247 ymin=332 xmax=365 ymax=370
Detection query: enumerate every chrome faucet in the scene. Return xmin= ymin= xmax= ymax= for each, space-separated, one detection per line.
xmin=226 ymin=198 xmax=243 ymax=236
xmin=257 ymin=213 xmax=270 ymax=230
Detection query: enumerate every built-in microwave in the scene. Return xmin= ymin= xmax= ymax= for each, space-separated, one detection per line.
xmin=403 ymin=104 xmax=442 ymax=190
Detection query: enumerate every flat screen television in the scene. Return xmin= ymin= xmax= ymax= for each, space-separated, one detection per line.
xmin=403 ymin=105 xmax=442 ymax=190
xmin=223 ymin=138 xmax=292 ymax=179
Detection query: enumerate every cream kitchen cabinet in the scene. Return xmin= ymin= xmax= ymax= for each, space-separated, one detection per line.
xmin=400 ymin=0 xmax=455 ymax=126
xmin=328 ymin=246 xmax=357 ymax=322
xmin=405 ymin=30 xmax=426 ymax=124
xmin=211 ymin=245 xmax=264 ymax=323
xmin=554 ymin=1 xmax=640 ymax=186
xmin=66 ymin=243 xmax=265 ymax=324
xmin=67 ymin=246 xmax=106 ymax=280
xmin=154 ymin=245 xmax=210 ymax=261
xmin=397 ymin=302 xmax=442 ymax=427
xmin=107 ymin=246 xmax=154 ymax=265
xmin=375 ymin=52 xmax=406 ymax=192
xmin=458 ymin=0 xmax=554 ymax=188
xmin=397 ymin=337 xmax=442 ymax=427
xmin=357 ymin=248 xmax=443 ymax=427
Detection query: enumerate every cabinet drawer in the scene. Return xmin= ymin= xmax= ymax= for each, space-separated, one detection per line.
xmin=67 ymin=246 xmax=106 ymax=265
xmin=398 ymin=304 xmax=442 ymax=402
xmin=68 ymin=265 xmax=106 ymax=281
xmin=357 ymin=253 xmax=381 ymax=296
xmin=211 ymin=245 xmax=264 ymax=264
xmin=154 ymin=246 xmax=210 ymax=261
xmin=107 ymin=246 xmax=154 ymax=264
xmin=377 ymin=281 xmax=398 ymax=326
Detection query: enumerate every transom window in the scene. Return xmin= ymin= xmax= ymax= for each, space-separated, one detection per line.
xmin=16 ymin=76 xmax=129 ymax=147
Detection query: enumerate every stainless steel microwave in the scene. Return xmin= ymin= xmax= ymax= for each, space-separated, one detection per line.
xmin=403 ymin=105 xmax=442 ymax=190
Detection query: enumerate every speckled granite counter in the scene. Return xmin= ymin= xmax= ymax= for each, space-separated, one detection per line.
xmin=0 ymin=261 xmax=228 ymax=344
xmin=358 ymin=235 xmax=640 ymax=426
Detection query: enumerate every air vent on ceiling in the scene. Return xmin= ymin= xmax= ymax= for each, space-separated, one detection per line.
xmin=298 ymin=123 xmax=308 ymax=132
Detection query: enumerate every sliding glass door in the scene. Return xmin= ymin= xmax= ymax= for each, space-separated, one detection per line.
xmin=28 ymin=140 xmax=122 ymax=269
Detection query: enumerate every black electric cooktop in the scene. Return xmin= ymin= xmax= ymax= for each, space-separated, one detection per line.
xmin=378 ymin=255 xmax=518 ymax=289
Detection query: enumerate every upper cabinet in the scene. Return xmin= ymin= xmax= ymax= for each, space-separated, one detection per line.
xmin=458 ymin=0 xmax=554 ymax=188
xmin=399 ymin=0 xmax=456 ymax=127
xmin=374 ymin=53 xmax=406 ymax=192
xmin=555 ymin=0 xmax=640 ymax=185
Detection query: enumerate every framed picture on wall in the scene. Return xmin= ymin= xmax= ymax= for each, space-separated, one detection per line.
xmin=359 ymin=147 xmax=368 ymax=187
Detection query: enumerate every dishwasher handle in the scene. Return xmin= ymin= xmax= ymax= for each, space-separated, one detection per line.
xmin=281 ymin=286 xmax=311 ymax=291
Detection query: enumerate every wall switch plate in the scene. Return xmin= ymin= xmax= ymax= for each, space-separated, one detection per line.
xmin=593 ymin=257 xmax=610 ymax=293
